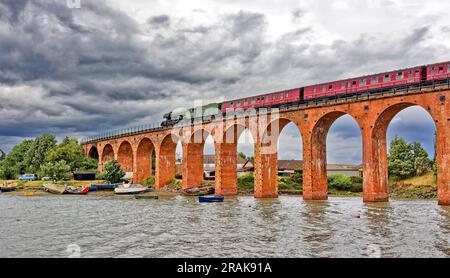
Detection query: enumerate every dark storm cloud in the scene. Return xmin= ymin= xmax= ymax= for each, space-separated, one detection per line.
xmin=0 ymin=0 xmax=447 ymax=156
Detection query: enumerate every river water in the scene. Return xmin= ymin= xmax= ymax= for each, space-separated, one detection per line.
xmin=0 ymin=195 xmax=448 ymax=258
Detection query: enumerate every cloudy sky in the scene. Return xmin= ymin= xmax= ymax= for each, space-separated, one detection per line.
xmin=0 ymin=0 xmax=448 ymax=163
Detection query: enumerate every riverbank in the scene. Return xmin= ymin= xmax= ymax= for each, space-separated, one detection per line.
xmin=1 ymin=173 xmax=438 ymax=200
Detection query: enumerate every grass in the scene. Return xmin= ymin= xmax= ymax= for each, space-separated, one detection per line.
xmin=14 ymin=180 xmax=104 ymax=189
xmin=389 ymin=172 xmax=437 ymax=199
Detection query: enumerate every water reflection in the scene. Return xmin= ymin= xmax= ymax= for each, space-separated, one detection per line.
xmin=436 ymin=206 xmax=450 ymax=256
xmin=362 ymin=202 xmax=393 ymax=257
xmin=301 ymin=201 xmax=333 ymax=257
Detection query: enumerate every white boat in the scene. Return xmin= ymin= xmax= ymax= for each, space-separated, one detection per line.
xmin=114 ymin=184 xmax=148 ymax=194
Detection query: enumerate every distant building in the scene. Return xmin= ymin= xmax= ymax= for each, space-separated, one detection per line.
xmin=174 ymin=158 xmax=361 ymax=178
xmin=277 ymin=160 xmax=362 ymax=177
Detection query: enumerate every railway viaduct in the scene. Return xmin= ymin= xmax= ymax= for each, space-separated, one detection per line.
xmin=82 ymin=85 xmax=450 ymax=205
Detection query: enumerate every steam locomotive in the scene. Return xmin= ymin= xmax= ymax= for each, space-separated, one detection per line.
xmin=161 ymin=61 xmax=450 ymax=127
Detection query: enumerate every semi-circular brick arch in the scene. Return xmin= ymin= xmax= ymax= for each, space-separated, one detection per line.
xmin=135 ymin=138 xmax=155 ymax=183
xmin=101 ymin=144 xmax=115 ymax=166
xmin=117 ymin=141 xmax=133 ymax=172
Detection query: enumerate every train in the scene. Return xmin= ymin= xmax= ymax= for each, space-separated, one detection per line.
xmin=161 ymin=61 xmax=450 ymax=127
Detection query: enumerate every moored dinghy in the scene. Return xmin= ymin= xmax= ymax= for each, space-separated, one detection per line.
xmin=0 ymin=181 xmax=17 ymax=192
xmin=66 ymin=185 xmax=90 ymax=194
xmin=89 ymin=183 xmax=121 ymax=191
xmin=114 ymin=184 xmax=148 ymax=195
xmin=198 ymin=196 xmax=224 ymax=203
xmin=43 ymin=184 xmax=67 ymax=194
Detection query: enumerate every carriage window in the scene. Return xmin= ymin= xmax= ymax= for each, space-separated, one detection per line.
xmin=230 ymin=101 xmax=233 ymax=105
xmin=396 ymin=72 xmax=403 ymax=80
xmin=286 ymin=93 xmax=289 ymax=98
xmin=371 ymin=76 xmax=378 ymax=84
xmin=447 ymin=64 xmax=450 ymax=72
xmin=328 ymin=85 xmax=333 ymax=91
xmin=439 ymin=66 xmax=444 ymax=74
xmin=352 ymin=81 xmax=357 ymax=86
xmin=244 ymin=99 xmax=248 ymax=105
xmin=431 ymin=67 xmax=435 ymax=76
xmin=360 ymin=79 xmax=366 ymax=86
xmin=341 ymin=83 xmax=346 ymax=89
xmin=384 ymin=74 xmax=390 ymax=82
xmin=251 ymin=98 xmax=256 ymax=104
xmin=415 ymin=70 xmax=420 ymax=77
xmin=322 ymin=85 xmax=326 ymax=92
xmin=237 ymin=102 xmax=241 ymax=107
xmin=280 ymin=94 xmax=284 ymax=99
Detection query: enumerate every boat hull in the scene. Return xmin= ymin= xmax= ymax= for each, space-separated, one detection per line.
xmin=198 ymin=196 xmax=224 ymax=203
xmin=114 ymin=184 xmax=149 ymax=195
xmin=43 ymin=184 xmax=66 ymax=194
xmin=0 ymin=186 xmax=17 ymax=192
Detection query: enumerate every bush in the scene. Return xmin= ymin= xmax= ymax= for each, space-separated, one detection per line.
xmin=40 ymin=160 xmax=71 ymax=183
xmin=350 ymin=176 xmax=363 ymax=184
xmin=142 ymin=176 xmax=155 ymax=186
xmin=237 ymin=173 xmax=254 ymax=189
xmin=278 ymin=169 xmax=302 ymax=190
xmin=327 ymin=174 xmax=353 ymax=191
xmin=102 ymin=160 xmax=125 ymax=183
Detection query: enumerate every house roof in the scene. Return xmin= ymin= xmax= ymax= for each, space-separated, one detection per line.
xmin=278 ymin=160 xmax=303 ymax=170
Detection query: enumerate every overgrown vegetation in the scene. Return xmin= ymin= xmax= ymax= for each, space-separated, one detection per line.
xmin=142 ymin=176 xmax=155 ymax=186
xmin=279 ymin=168 xmax=302 ymax=190
xmin=327 ymin=174 xmax=363 ymax=192
xmin=237 ymin=173 xmax=254 ymax=190
xmin=0 ymin=134 xmax=98 ymax=180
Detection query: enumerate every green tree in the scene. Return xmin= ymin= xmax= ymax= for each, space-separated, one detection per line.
xmin=26 ymin=134 xmax=57 ymax=173
xmin=0 ymin=149 xmax=5 ymax=161
xmin=0 ymin=139 xmax=33 ymax=179
xmin=46 ymin=137 xmax=97 ymax=171
xmin=102 ymin=160 xmax=125 ymax=183
xmin=40 ymin=160 xmax=71 ymax=183
xmin=388 ymin=135 xmax=432 ymax=179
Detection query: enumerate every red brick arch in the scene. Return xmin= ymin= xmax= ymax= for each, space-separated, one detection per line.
xmin=155 ymin=133 xmax=181 ymax=189
xmin=135 ymin=137 xmax=155 ymax=183
xmin=117 ymin=141 xmax=133 ymax=172
xmin=88 ymin=146 xmax=99 ymax=160
xmin=101 ymin=144 xmax=115 ymax=166
xmin=182 ymin=129 xmax=214 ymax=188
xmin=365 ymin=102 xmax=435 ymax=202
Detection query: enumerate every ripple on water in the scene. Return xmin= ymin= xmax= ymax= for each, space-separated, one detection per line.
xmin=0 ymin=195 xmax=448 ymax=257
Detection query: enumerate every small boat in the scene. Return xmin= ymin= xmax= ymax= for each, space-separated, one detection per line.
xmin=0 ymin=181 xmax=17 ymax=192
xmin=43 ymin=184 xmax=67 ymax=194
xmin=198 ymin=196 xmax=224 ymax=203
xmin=0 ymin=186 xmax=17 ymax=192
xmin=114 ymin=184 xmax=148 ymax=195
xmin=66 ymin=185 xmax=90 ymax=194
xmin=182 ymin=185 xmax=215 ymax=196
xmin=89 ymin=183 xmax=121 ymax=191
xmin=134 ymin=195 xmax=159 ymax=200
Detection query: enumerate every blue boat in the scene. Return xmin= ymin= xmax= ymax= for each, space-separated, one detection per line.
xmin=89 ymin=183 xmax=121 ymax=191
xmin=0 ymin=186 xmax=17 ymax=192
xmin=198 ymin=196 xmax=224 ymax=203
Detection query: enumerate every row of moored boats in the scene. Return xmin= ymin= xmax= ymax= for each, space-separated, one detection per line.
xmin=43 ymin=183 xmax=151 ymax=195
